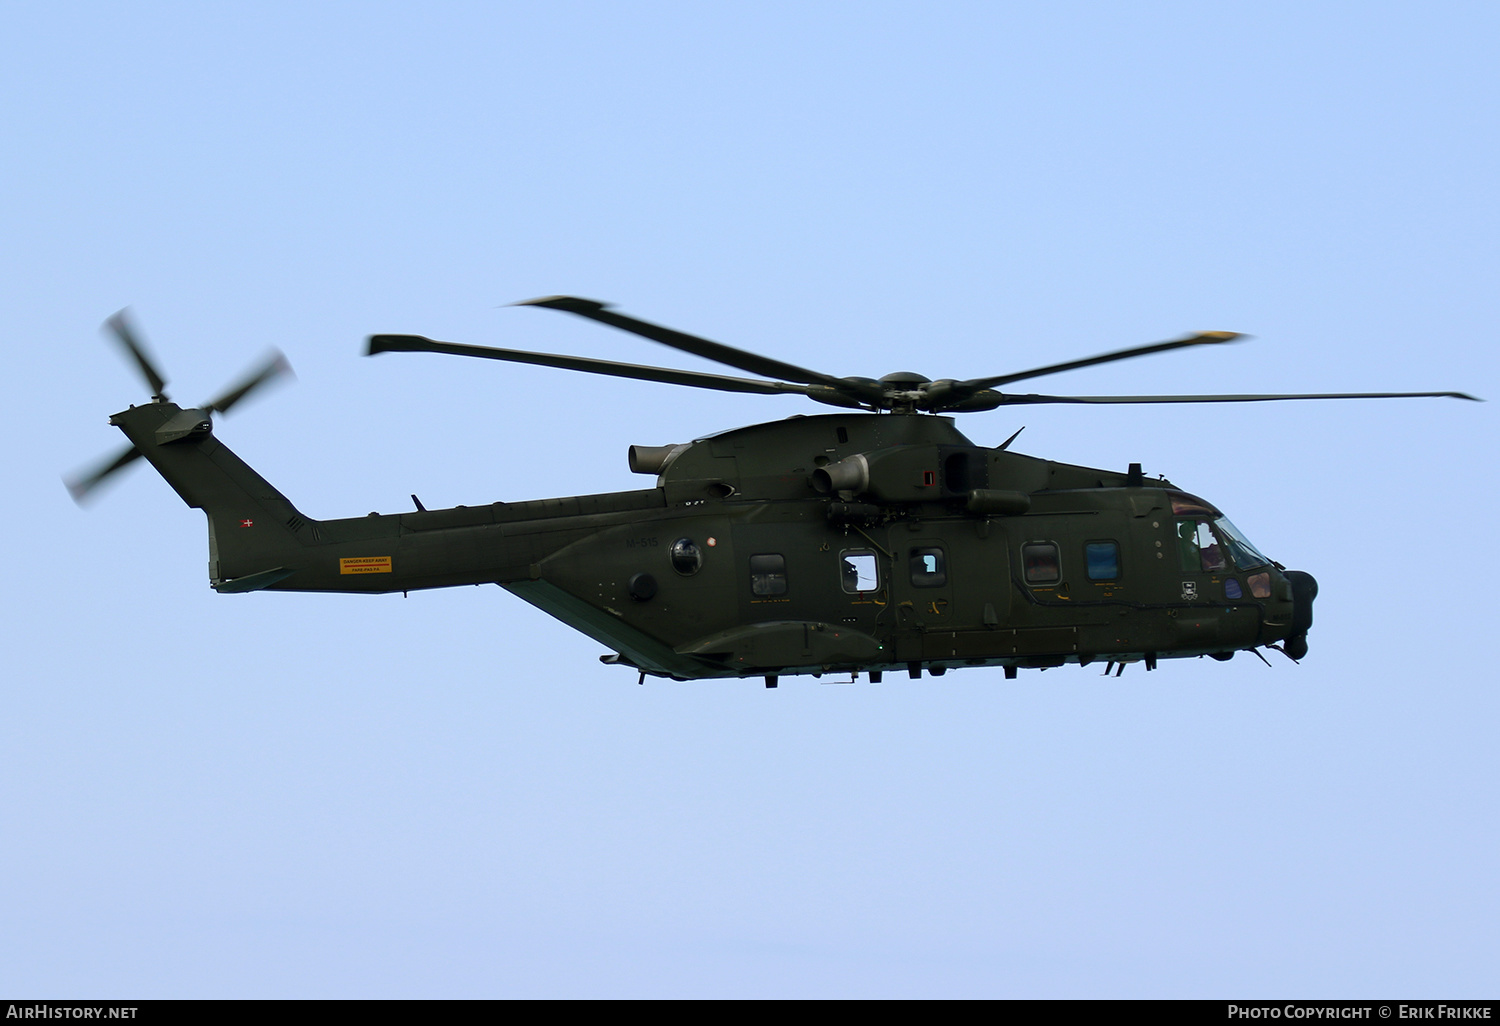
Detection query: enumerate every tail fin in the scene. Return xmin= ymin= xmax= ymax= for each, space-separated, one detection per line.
xmin=109 ymin=400 xmax=313 ymax=590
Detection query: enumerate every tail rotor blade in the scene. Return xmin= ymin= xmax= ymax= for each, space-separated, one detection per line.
xmin=104 ymin=309 xmax=169 ymax=398
xmin=65 ymin=445 xmax=143 ymax=504
xmin=204 ymin=350 xmax=294 ymax=415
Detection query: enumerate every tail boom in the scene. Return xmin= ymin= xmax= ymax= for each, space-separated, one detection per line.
xmin=108 ymin=400 xmax=667 ymax=595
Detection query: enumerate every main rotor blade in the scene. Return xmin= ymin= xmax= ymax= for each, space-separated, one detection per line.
xmin=955 ymin=331 xmax=1245 ymax=393
xmin=104 ymin=309 xmax=169 ymax=397
xmin=513 ymin=296 xmax=873 ymax=398
xmin=65 ymin=444 xmax=143 ymax=504
xmin=988 ymin=390 xmax=1482 ymax=406
xmin=204 ymin=350 xmax=293 ymax=415
xmin=366 ymin=334 xmax=853 ymax=402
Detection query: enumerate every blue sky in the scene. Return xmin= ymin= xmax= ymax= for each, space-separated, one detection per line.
xmin=3 ymin=1 xmax=1496 ymax=997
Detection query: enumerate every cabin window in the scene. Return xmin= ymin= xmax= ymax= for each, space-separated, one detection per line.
xmin=1224 ymin=577 xmax=1243 ymax=600
xmin=1247 ymin=572 xmax=1272 ymax=599
xmin=1085 ymin=541 xmax=1119 ymax=581
xmin=1022 ymin=542 xmax=1060 ymax=584
xmin=670 ymin=538 xmax=703 ymax=576
xmin=910 ymin=547 xmax=947 ymax=588
xmin=749 ymin=554 xmax=788 ymax=596
xmin=841 ymin=551 xmax=878 ymax=593
xmin=1177 ymin=519 xmax=1226 ymax=573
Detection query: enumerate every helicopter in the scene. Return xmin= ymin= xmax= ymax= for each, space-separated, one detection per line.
xmin=69 ymin=298 xmax=1479 ymax=686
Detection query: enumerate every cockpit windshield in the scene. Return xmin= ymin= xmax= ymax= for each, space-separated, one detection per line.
xmin=1214 ymin=517 xmax=1271 ymax=571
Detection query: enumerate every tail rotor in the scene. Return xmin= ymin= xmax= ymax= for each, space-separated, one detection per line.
xmin=66 ymin=310 xmax=294 ymax=503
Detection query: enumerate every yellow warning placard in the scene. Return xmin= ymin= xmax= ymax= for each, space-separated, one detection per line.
xmin=340 ymin=556 xmax=393 ymax=575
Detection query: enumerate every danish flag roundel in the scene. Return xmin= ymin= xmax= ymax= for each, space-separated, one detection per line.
xmin=240 ymin=519 xmax=254 ymax=528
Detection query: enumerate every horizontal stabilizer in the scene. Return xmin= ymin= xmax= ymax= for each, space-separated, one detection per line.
xmin=213 ymin=567 xmax=297 ymax=593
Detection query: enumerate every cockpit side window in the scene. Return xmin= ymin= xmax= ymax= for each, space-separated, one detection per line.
xmin=1198 ymin=524 xmax=1226 ymax=572
xmin=1177 ymin=520 xmax=1226 ymax=572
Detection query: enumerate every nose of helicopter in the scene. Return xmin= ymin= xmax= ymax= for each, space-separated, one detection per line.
xmin=1282 ymin=569 xmax=1319 ymax=660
